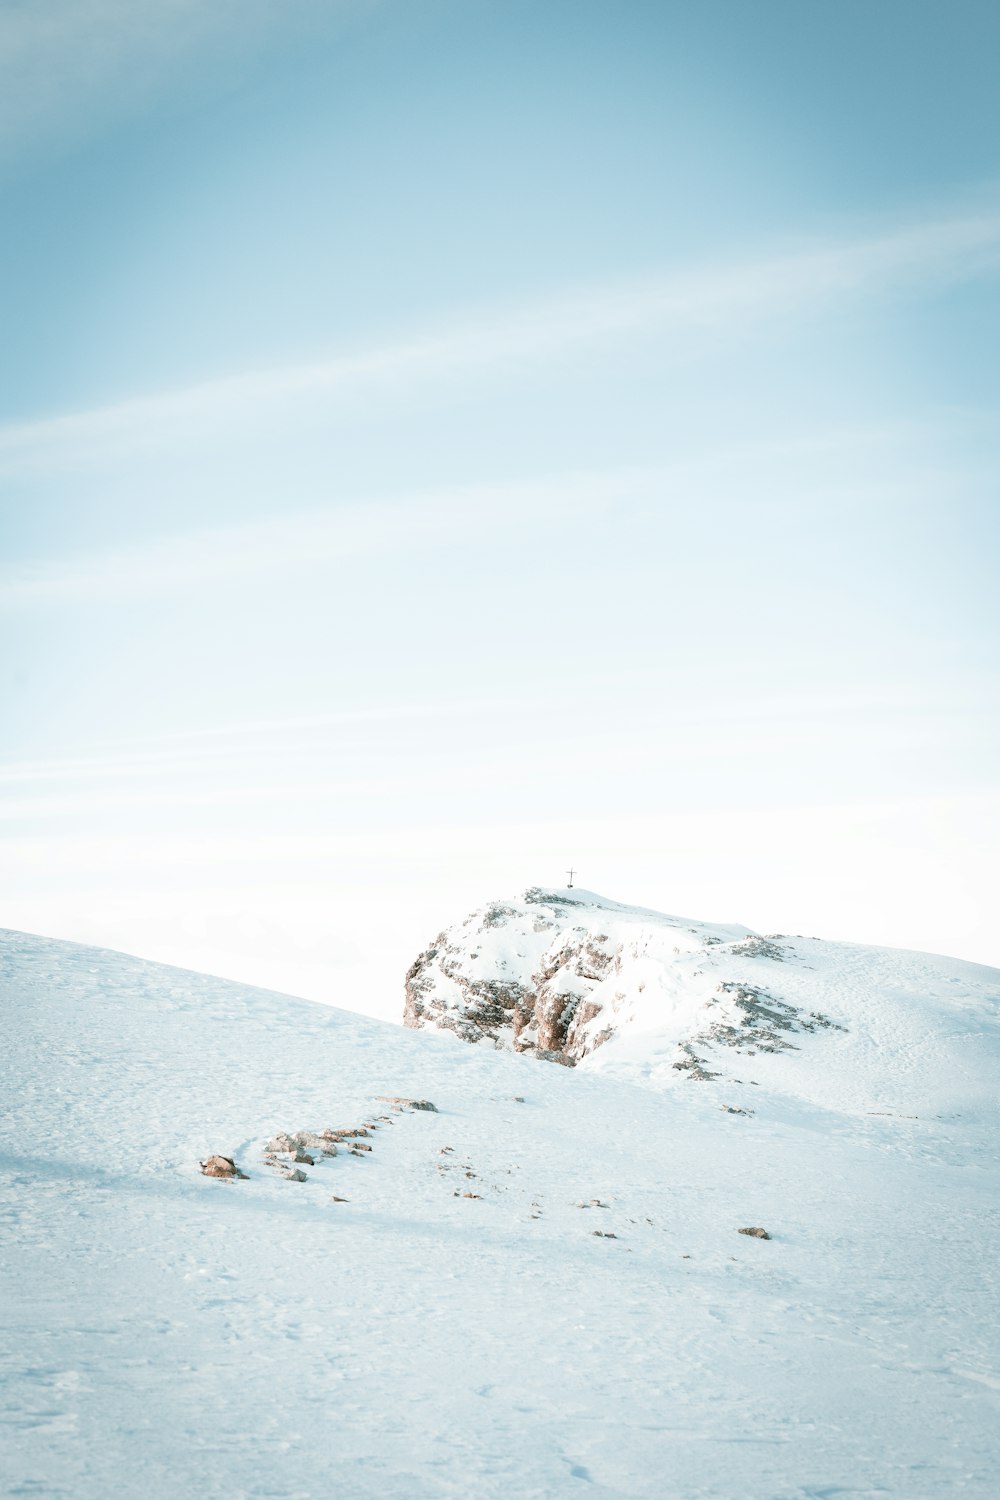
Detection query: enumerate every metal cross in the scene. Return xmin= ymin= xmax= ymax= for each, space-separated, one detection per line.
xmin=566 ymin=868 xmax=575 ymax=887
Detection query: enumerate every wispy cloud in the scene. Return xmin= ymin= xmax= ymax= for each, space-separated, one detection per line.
xmin=1 ymin=413 xmax=994 ymax=609
xmin=0 ymin=0 xmax=367 ymax=166
xmin=0 ymin=470 xmax=623 ymax=607
xmin=1 ymin=201 xmax=998 ymax=477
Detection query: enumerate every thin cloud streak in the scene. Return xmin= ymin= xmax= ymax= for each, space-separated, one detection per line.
xmin=2 ymin=202 xmax=999 ymax=474
xmin=0 ymin=416 xmax=992 ymax=609
xmin=0 ymin=471 xmax=619 ymax=607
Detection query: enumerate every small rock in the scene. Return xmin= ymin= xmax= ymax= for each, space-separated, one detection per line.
xmin=462 ymin=1191 xmax=481 ymax=1199
xmin=200 ymin=1154 xmax=247 ymax=1180
xmin=265 ymin=1134 xmax=297 ymax=1154
xmin=329 ymin=1195 xmax=349 ymax=1203
xmin=280 ymin=1167 xmax=308 ymax=1182
xmin=375 ymin=1096 xmax=437 ymax=1112
xmin=349 ymin=1142 xmax=372 ymax=1153
xmin=738 ymin=1226 xmax=770 ymax=1239
xmin=591 ymin=1230 xmax=618 ymax=1239
xmin=294 ymin=1151 xmax=315 ymax=1165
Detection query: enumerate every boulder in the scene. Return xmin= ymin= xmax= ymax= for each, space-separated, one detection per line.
xmin=200 ymin=1155 xmax=247 ymax=1180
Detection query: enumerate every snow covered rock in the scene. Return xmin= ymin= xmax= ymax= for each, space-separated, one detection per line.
xmin=375 ymin=1095 xmax=438 ymax=1112
xmin=404 ymin=885 xmax=843 ymax=1081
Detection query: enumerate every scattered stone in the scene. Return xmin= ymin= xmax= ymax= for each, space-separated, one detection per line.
xmin=728 ymin=936 xmax=787 ymax=962
xmin=294 ymin=1151 xmax=315 ymax=1165
xmin=280 ymin=1167 xmax=308 ymax=1182
xmin=738 ymin=1226 xmax=770 ymax=1240
xmin=349 ymin=1142 xmax=372 ymax=1153
xmin=200 ymin=1154 xmax=247 ymax=1180
xmin=265 ymin=1134 xmax=298 ymax=1154
xmin=462 ymin=1191 xmax=481 ymax=1199
xmin=329 ymin=1195 xmax=349 ymax=1203
xmin=375 ymin=1096 xmax=437 ymax=1112
xmin=591 ymin=1230 xmax=618 ymax=1239
xmin=439 ymin=1146 xmax=454 ymax=1154
xmin=722 ymin=1105 xmax=752 ymax=1116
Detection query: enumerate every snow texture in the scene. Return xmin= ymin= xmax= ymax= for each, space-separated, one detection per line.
xmin=2 ymin=911 xmax=1000 ymax=1499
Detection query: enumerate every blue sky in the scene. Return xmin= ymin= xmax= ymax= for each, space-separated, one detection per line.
xmin=1 ymin=0 xmax=998 ymax=1013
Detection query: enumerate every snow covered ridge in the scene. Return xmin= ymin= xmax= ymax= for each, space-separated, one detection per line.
xmin=403 ymin=885 xmax=993 ymax=1099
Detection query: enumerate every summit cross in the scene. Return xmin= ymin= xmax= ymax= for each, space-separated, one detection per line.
xmin=566 ymin=868 xmax=575 ymax=888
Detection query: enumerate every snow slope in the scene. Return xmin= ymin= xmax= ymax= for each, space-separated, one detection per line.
xmin=2 ymin=922 xmax=1000 ymax=1498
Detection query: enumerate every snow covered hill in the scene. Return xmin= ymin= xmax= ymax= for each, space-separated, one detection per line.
xmin=2 ymin=921 xmax=1000 ymax=1499
xmin=405 ymin=886 xmax=998 ymax=1114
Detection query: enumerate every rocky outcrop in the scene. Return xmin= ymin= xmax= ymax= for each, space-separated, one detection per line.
xmin=403 ymin=886 xmax=848 ymax=1080
xmin=404 ymin=889 xmax=639 ymax=1063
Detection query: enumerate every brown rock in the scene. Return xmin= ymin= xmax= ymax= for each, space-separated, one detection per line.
xmin=738 ymin=1226 xmax=770 ymax=1239
xmin=200 ymin=1155 xmax=247 ymax=1180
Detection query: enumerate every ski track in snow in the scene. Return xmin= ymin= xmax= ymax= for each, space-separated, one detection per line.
xmin=1 ymin=925 xmax=999 ymax=1498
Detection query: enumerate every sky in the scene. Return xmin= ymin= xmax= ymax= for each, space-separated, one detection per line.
xmin=1 ymin=0 xmax=998 ymax=1019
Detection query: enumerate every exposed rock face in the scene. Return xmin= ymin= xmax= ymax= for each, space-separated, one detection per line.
xmin=404 ymin=886 xmax=848 ymax=1080
xmin=404 ymin=888 xmax=641 ymax=1063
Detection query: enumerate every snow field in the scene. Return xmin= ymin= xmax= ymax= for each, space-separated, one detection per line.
xmin=1 ymin=928 xmax=999 ymax=1498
